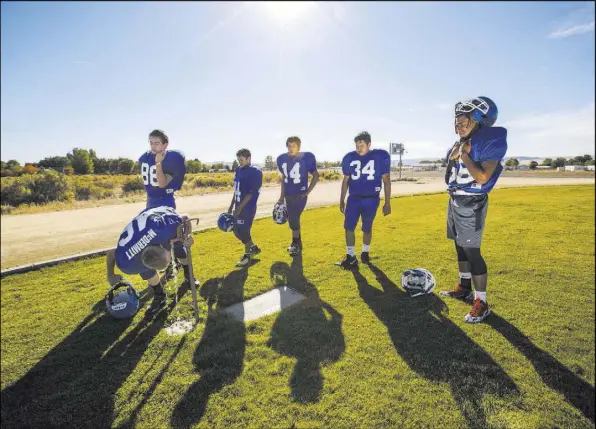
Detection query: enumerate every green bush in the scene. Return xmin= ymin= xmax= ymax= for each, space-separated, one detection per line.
xmin=319 ymin=170 xmax=342 ymax=181
xmin=75 ymin=184 xmax=115 ymax=200
xmin=263 ymin=172 xmax=280 ymax=184
xmin=0 ymin=171 xmax=74 ymax=206
xmin=122 ymin=177 xmax=145 ymax=193
xmin=1 ymin=204 xmax=14 ymax=215
xmin=194 ymin=175 xmax=233 ymax=188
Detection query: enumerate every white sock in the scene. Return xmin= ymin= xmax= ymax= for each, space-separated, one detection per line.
xmin=362 ymin=244 xmax=370 ymax=253
xmin=347 ymin=246 xmax=355 ymax=256
xmin=475 ymin=291 xmax=487 ymax=302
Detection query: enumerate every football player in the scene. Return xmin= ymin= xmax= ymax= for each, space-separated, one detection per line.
xmin=105 ymin=205 xmax=199 ymax=314
xmin=276 ymin=136 xmax=319 ymax=256
xmin=228 ymin=148 xmax=263 ymax=267
xmin=139 ymin=129 xmax=186 ymax=210
xmin=138 ymin=129 xmax=187 ymax=279
xmin=439 ymin=96 xmax=507 ymax=323
xmin=337 ymin=131 xmax=391 ymax=269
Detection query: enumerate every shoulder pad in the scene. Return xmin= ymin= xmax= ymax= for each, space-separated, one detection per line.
xmin=167 ymin=149 xmax=186 ymax=161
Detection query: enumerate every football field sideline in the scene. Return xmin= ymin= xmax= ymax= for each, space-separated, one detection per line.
xmin=1 ymin=185 xmax=593 ymax=428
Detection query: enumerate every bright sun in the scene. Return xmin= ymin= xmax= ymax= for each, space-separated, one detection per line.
xmin=261 ymin=1 xmax=316 ymax=23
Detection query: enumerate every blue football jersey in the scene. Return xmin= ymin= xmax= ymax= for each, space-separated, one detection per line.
xmin=446 ymin=127 xmax=508 ymax=195
xmin=233 ymin=165 xmax=263 ymax=209
xmin=115 ymin=206 xmax=182 ymax=275
xmin=342 ymin=149 xmax=391 ymax=197
xmin=138 ymin=150 xmax=186 ymax=200
xmin=276 ymin=152 xmax=317 ymax=196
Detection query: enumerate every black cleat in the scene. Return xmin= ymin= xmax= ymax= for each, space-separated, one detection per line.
xmin=236 ymin=253 xmax=251 ymax=267
xmin=337 ymin=254 xmax=358 ymax=270
xmin=249 ymin=245 xmax=261 ymax=256
xmin=361 ymin=252 xmax=371 ymax=264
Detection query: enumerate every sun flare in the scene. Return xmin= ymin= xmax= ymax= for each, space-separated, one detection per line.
xmin=260 ymin=1 xmax=316 ymax=23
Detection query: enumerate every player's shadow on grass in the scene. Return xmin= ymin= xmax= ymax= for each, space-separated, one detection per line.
xmin=486 ymin=313 xmax=595 ymax=423
xmin=351 ymin=263 xmax=520 ymax=429
xmin=0 ymin=283 xmax=189 ymax=429
xmin=170 ymin=265 xmax=251 ymax=427
xmin=267 ymin=254 xmax=345 ymax=403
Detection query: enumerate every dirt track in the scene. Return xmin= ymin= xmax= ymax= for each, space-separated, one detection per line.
xmin=1 ymin=176 xmax=593 ymax=269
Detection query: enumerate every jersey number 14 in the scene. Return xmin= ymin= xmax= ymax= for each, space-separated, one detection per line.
xmin=281 ymin=162 xmax=301 ymax=184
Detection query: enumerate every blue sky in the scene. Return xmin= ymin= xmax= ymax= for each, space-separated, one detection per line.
xmin=1 ymin=1 xmax=594 ymax=164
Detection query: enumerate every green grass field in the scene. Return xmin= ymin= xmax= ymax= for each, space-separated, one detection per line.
xmin=1 ymin=186 xmax=594 ymax=429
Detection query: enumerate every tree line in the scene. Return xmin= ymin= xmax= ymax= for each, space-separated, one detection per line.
xmin=0 ymin=148 xmax=239 ymax=177
xmin=2 ymin=149 xmax=593 ymax=178
xmin=505 ymin=155 xmax=594 ymax=169
xmin=1 ymin=150 xmax=345 ymax=177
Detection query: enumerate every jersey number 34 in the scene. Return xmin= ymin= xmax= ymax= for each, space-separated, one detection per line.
xmin=350 ymin=160 xmax=375 ymax=180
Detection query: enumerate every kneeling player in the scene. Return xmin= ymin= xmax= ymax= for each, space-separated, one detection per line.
xmin=338 ymin=131 xmax=391 ymax=269
xmin=228 ymin=149 xmax=263 ymax=267
xmin=276 ymin=136 xmax=319 ymax=255
xmin=106 ymin=206 xmax=200 ymax=314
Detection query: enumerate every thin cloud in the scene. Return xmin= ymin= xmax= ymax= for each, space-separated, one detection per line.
xmin=500 ymin=104 xmax=595 ymax=156
xmin=548 ymin=3 xmax=595 ymax=39
xmin=549 ymin=20 xmax=595 ymax=38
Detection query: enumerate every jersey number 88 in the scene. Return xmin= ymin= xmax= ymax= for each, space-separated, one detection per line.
xmin=141 ymin=163 xmax=159 ymax=187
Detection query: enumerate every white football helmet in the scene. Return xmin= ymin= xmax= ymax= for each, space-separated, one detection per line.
xmin=401 ymin=268 xmax=436 ymax=297
xmin=272 ymin=202 xmax=289 ymax=225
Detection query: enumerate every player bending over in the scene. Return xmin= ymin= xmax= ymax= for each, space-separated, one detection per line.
xmin=106 ymin=205 xmax=199 ymax=314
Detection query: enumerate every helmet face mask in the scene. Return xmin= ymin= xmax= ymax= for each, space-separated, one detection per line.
xmin=454 ymin=96 xmax=498 ymax=135
xmin=401 ymin=269 xmax=436 ymax=297
xmin=106 ymin=280 xmax=141 ymax=319
xmin=272 ymin=202 xmax=289 ymax=225
xmin=217 ymin=212 xmax=236 ymax=232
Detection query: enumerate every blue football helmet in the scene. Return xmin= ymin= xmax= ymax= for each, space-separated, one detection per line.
xmin=454 ymin=96 xmax=498 ymax=132
xmin=272 ymin=202 xmax=288 ymax=225
xmin=105 ymin=279 xmax=141 ymax=319
xmin=217 ymin=212 xmax=235 ymax=232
